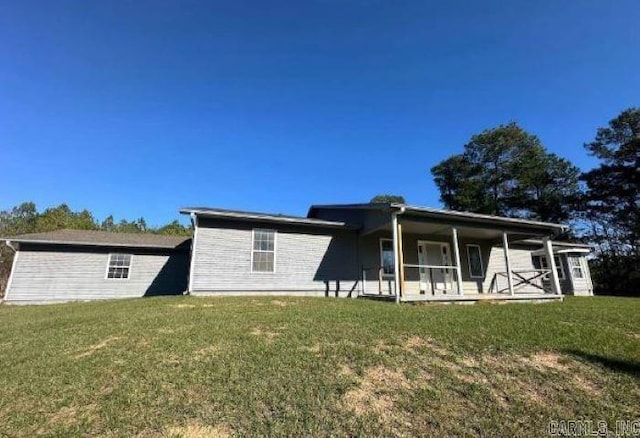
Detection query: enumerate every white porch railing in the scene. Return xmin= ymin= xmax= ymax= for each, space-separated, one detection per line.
xmin=361 ymin=264 xmax=461 ymax=296
xmin=402 ymin=264 xmax=460 ymax=295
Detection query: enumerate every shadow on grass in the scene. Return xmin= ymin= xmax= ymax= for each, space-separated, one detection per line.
xmin=566 ymin=350 xmax=640 ymax=378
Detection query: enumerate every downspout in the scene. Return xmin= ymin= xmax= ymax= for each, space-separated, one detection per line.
xmin=187 ymin=213 xmax=199 ymax=295
xmin=3 ymin=241 xmax=18 ymax=302
xmin=392 ymin=206 xmax=406 ymax=304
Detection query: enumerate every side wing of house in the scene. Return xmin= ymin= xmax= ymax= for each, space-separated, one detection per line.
xmin=189 ymin=217 xmax=360 ymax=297
xmin=558 ymin=252 xmax=594 ymax=296
xmin=5 ymin=244 xmax=189 ymax=304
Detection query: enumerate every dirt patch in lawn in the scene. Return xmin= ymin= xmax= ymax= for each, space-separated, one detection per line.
xmin=403 ymin=335 xmax=451 ymax=357
xmin=470 ymin=351 xmax=606 ymax=407
xmin=171 ymin=304 xmax=197 ymax=309
xmin=572 ymin=374 xmax=602 ymax=396
xmin=250 ymin=326 xmax=285 ymax=342
xmin=338 ymin=364 xmax=355 ymax=378
xmin=520 ymin=352 xmax=570 ymax=372
xmin=162 ymin=420 xmax=232 ymax=437
xmin=47 ymin=403 xmax=98 ymax=428
xmin=194 ymin=346 xmax=220 ymax=360
xmin=342 ymin=364 xmax=432 ymax=425
xmin=299 ymin=343 xmax=321 ymax=354
xmin=343 ymin=365 xmax=409 ymax=417
xmin=74 ymin=336 xmax=121 ymax=359
xmin=271 ymin=300 xmax=290 ymax=307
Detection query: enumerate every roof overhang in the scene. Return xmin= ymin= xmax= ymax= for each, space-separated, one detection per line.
xmin=394 ymin=204 xmax=567 ymax=234
xmin=4 ymin=238 xmax=188 ymax=250
xmin=181 ymin=207 xmax=356 ymax=230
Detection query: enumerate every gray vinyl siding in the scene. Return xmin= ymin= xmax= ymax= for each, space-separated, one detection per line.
xmin=557 ymin=255 xmax=573 ymax=294
xmin=483 ymin=246 xmax=544 ymax=294
xmin=565 ymin=254 xmax=593 ymax=295
xmin=191 ymin=218 xmax=359 ymax=297
xmin=6 ymin=245 xmax=188 ymax=304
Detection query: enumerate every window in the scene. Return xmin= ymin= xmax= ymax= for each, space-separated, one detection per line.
xmin=533 ymin=255 xmax=565 ymax=280
xmin=107 ymin=253 xmax=132 ymax=279
xmin=568 ymin=256 xmax=585 ymax=279
xmin=466 ymin=244 xmax=484 ymax=278
xmin=252 ymin=229 xmax=276 ymax=272
xmin=379 ymin=239 xmax=395 ymax=277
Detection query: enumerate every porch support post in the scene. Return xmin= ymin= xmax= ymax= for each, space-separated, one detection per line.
xmin=543 ymin=237 xmax=562 ymax=295
xmin=397 ymin=223 xmax=406 ymax=298
xmin=502 ymin=232 xmax=515 ymax=296
xmin=451 ymin=227 xmax=464 ymax=295
xmin=392 ymin=212 xmax=401 ymax=304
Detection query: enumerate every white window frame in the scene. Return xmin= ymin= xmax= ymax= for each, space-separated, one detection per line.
xmin=251 ymin=228 xmax=277 ymax=273
xmin=466 ymin=244 xmax=484 ymax=278
xmin=379 ymin=238 xmax=395 ymax=278
xmin=105 ymin=253 xmax=133 ymax=280
xmin=535 ymin=255 xmax=565 ymax=280
xmin=568 ymin=256 xmax=585 ymax=279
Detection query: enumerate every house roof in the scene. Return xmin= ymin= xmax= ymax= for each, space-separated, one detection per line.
xmin=4 ymin=229 xmax=191 ymax=249
xmin=180 ymin=207 xmax=355 ymax=229
xmin=308 ymin=203 xmax=567 ymax=232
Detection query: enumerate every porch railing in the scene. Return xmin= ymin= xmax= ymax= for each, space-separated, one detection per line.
xmin=489 ymin=269 xmax=552 ymax=294
xmin=361 ymin=264 xmax=461 ymax=296
xmin=360 ymin=267 xmax=390 ymax=296
xmin=402 ymin=264 xmax=460 ymax=295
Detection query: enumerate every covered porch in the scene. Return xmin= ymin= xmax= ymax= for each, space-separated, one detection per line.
xmin=358 ymin=206 xmax=565 ymax=303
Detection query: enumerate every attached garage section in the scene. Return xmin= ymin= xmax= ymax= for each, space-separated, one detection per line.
xmin=4 ymin=230 xmax=190 ymax=304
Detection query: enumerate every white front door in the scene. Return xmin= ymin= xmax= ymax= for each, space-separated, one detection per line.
xmin=418 ymin=241 xmax=453 ymax=294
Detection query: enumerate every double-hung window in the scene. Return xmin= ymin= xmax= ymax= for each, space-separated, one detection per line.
xmin=107 ymin=253 xmax=132 ymax=279
xmin=568 ymin=256 xmax=585 ymax=279
xmin=252 ymin=229 xmax=276 ymax=272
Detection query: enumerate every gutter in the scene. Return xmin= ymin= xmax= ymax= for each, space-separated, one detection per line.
xmin=1 ymin=239 xmax=185 ymax=250
xmin=390 ymin=203 xmax=567 ymax=232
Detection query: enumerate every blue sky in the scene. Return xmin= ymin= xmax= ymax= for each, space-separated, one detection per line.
xmin=1 ymin=1 xmax=638 ymax=225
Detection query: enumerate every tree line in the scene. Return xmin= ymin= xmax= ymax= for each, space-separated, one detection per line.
xmin=374 ymin=108 xmax=639 ymax=296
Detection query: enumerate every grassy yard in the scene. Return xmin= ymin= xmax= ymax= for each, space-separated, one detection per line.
xmin=0 ymin=296 xmax=638 ymax=437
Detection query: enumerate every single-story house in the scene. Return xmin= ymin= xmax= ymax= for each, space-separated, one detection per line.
xmin=3 ymin=203 xmax=594 ymax=304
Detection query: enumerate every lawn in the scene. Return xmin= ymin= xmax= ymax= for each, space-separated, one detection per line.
xmin=0 ymin=296 xmax=638 ymax=437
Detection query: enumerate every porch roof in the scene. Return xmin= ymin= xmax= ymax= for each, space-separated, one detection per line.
xmin=309 ymin=203 xmax=567 ymax=236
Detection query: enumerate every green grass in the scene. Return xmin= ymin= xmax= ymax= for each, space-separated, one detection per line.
xmin=0 ymin=296 xmax=638 ymax=437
